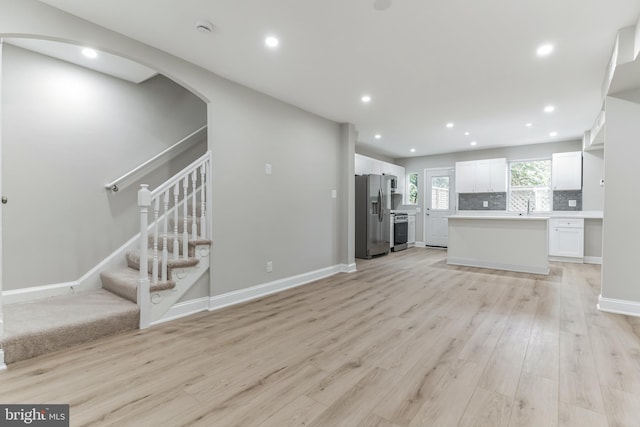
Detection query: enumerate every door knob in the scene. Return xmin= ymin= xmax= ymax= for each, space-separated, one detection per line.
xmin=1 ymin=196 xmax=6 ymax=204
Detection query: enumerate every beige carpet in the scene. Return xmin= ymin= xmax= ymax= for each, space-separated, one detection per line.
xmin=1 ymin=289 xmax=139 ymax=364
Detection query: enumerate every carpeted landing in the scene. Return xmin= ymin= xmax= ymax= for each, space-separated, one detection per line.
xmin=1 ymin=289 xmax=139 ymax=365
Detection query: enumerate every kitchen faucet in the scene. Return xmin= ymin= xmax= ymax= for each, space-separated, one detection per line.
xmin=526 ymin=199 xmax=531 ymax=215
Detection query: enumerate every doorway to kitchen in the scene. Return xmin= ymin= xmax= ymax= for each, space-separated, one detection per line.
xmin=424 ymin=168 xmax=455 ymax=247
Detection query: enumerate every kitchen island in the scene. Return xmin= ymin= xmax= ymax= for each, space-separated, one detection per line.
xmin=447 ymin=215 xmax=550 ymax=275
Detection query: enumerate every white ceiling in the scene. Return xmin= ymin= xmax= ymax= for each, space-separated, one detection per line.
xmin=38 ymin=0 xmax=640 ymax=159
xmin=5 ymin=37 xmax=157 ymax=84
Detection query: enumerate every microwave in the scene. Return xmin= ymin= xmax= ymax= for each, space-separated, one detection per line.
xmin=389 ymin=175 xmax=398 ymax=193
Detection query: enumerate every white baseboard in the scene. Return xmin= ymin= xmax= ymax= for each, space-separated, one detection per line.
xmin=447 ymin=257 xmax=550 ymax=275
xmin=151 ymin=297 xmax=210 ymax=326
xmin=549 ymin=256 xmax=584 ymax=264
xmin=2 ymin=281 xmax=79 ymax=305
xmin=340 ymin=263 xmax=357 ymax=273
xmin=209 ymin=264 xmax=344 ymax=312
xmin=414 ymin=241 xmax=425 ymax=247
xmin=584 ymin=256 xmax=603 ymax=265
xmin=598 ymin=294 xmax=640 ymax=317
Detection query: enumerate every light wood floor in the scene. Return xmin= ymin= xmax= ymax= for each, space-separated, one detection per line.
xmin=2 ymin=248 xmax=640 ymax=426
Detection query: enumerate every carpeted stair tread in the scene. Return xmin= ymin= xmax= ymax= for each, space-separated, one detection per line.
xmin=148 ymin=234 xmax=212 ymax=256
xmin=126 ymin=250 xmax=200 ymax=278
xmin=0 ymin=289 xmax=139 ymax=364
xmin=101 ymin=267 xmax=175 ymax=303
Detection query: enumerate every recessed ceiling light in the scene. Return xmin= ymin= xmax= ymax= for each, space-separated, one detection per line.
xmin=470 ymin=141 xmax=477 ymax=146
xmin=195 ymin=19 xmax=214 ymax=33
xmin=536 ymin=44 xmax=554 ymax=56
xmin=464 ymin=132 xmax=470 ymax=136
xmin=446 ymin=122 xmax=454 ymax=128
xmin=361 ymin=95 xmax=372 ymax=103
xmin=410 ymin=148 xmax=416 ymax=153
xmin=544 ymin=105 xmax=555 ymax=113
xmin=549 ymin=131 xmax=558 ymax=137
xmin=82 ymin=48 xmax=97 ymax=59
xmin=265 ymin=36 xmax=279 ymax=48
xmin=525 ymin=123 xmax=533 ymax=127
xmin=374 ymin=134 xmax=381 ymax=139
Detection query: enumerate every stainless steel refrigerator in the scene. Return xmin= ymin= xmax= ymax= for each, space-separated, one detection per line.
xmin=355 ymin=174 xmax=392 ymax=259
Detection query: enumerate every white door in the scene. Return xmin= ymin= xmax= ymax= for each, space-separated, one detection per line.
xmin=424 ymin=168 xmax=455 ymax=247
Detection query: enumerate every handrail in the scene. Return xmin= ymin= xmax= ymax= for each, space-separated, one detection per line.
xmin=105 ymin=125 xmax=207 ymax=192
xmin=137 ymin=150 xmax=211 ymax=328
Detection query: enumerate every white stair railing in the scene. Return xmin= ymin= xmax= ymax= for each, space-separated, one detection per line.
xmin=137 ymin=151 xmax=211 ymax=329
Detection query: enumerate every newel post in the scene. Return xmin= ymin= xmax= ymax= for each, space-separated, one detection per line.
xmin=138 ymin=184 xmax=151 ymax=329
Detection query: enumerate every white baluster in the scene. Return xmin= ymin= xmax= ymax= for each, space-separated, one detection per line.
xmin=182 ymin=176 xmax=189 ymax=259
xmin=162 ymin=191 xmax=169 ymax=282
xmin=200 ymin=164 xmax=206 ymax=239
xmin=138 ymin=185 xmax=151 ymax=329
xmin=152 ymin=197 xmax=159 ymax=284
xmin=191 ymin=170 xmax=197 ymax=240
xmin=173 ymin=183 xmax=179 ymax=260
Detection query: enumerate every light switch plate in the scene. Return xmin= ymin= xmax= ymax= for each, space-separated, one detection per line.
xmin=265 ymin=163 xmax=272 ymax=175
xmin=331 ymin=189 xmax=337 ymax=198
xmin=483 ymin=201 xmax=488 ymax=208
xmin=568 ymin=200 xmax=576 ymax=207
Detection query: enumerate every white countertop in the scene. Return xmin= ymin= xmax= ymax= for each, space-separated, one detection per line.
xmin=449 ymin=215 xmax=550 ymax=220
xmin=449 ymin=210 xmax=603 ymax=219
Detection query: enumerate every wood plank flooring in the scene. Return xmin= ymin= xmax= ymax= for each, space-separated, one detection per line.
xmin=2 ymin=248 xmax=640 ymax=426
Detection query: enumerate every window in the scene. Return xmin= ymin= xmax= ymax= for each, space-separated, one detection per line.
xmin=407 ymin=172 xmax=419 ymax=204
xmin=430 ymin=176 xmax=450 ymax=210
xmin=508 ymin=159 xmax=551 ymax=212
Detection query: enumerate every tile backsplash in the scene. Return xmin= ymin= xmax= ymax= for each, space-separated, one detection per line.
xmin=458 ymin=193 xmax=507 ymax=210
xmin=553 ymin=190 xmax=582 ymax=211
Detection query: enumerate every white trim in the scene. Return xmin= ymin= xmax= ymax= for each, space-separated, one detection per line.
xmin=414 ymin=241 xmax=426 ymax=247
xmin=0 ymin=350 xmax=5 ymax=372
xmin=598 ymin=294 xmax=640 ymax=317
xmin=151 ymin=297 xmax=210 ymax=326
xmin=2 ymin=281 xmax=79 ymax=304
xmin=340 ymin=263 xmax=357 ymax=273
xmin=447 ymin=257 xmax=550 ymax=275
xmin=549 ymin=256 xmax=584 ymax=264
xmin=209 ymin=265 xmax=343 ymax=312
xmin=584 ymin=256 xmax=603 ymax=265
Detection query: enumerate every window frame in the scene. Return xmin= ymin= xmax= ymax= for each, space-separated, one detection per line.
xmin=507 ymin=157 xmax=552 ymax=213
xmin=406 ymin=171 xmax=419 ymax=205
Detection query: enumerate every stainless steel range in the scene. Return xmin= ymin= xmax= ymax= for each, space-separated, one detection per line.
xmin=392 ymin=212 xmax=408 ymax=252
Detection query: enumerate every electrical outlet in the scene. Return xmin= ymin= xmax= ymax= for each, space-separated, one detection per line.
xmin=568 ymin=200 xmax=576 ymax=207
xmin=265 ymin=163 xmax=272 ymax=175
xmin=483 ymin=201 xmax=488 ymax=208
xmin=266 ymin=261 xmax=273 ymax=273
xmin=331 ymin=189 xmax=337 ymax=198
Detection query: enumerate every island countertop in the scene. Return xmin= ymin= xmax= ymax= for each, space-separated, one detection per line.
xmin=447 ymin=216 xmax=549 ymax=275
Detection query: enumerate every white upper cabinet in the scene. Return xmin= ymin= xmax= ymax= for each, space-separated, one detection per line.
xmin=455 ymin=158 xmax=507 ymax=193
xmin=455 ymin=161 xmax=476 ymax=193
xmin=355 ymin=154 xmax=405 ymax=195
xmin=552 ymin=151 xmax=582 ymax=190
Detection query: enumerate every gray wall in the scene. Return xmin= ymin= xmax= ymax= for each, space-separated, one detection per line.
xmin=396 ymin=140 xmax=584 ymax=242
xmin=0 ymin=0 xmax=352 ymax=299
xmin=602 ymin=96 xmax=640 ymax=302
xmin=208 ymin=83 xmax=342 ymax=295
xmin=1 ymin=43 xmax=206 ymax=289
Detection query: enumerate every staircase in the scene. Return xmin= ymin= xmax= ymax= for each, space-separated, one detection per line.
xmin=0 ymin=152 xmax=212 ymax=367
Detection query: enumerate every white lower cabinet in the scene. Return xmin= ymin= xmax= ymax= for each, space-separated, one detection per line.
xmin=549 ymin=218 xmax=584 ymax=258
xmin=408 ymin=215 xmax=416 ymax=244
